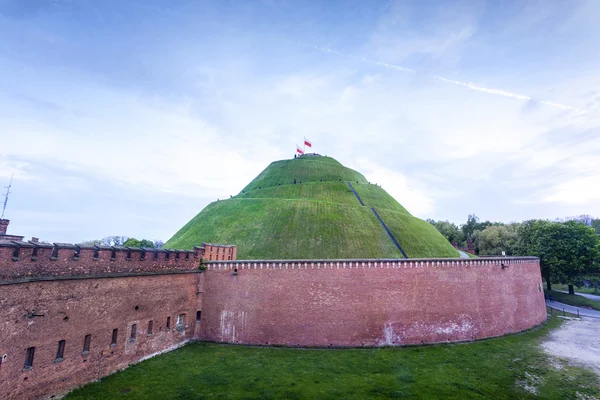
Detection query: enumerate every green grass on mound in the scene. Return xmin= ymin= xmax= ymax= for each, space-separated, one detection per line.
xmin=65 ymin=317 xmax=600 ymax=400
xmin=242 ymin=157 xmax=367 ymax=192
xmin=237 ymin=181 xmax=359 ymax=205
xmin=352 ymin=183 xmax=410 ymax=215
xmin=166 ymin=155 xmax=459 ymax=259
xmin=377 ymin=209 xmax=460 ymax=258
xmin=167 ymin=198 xmax=403 ymax=259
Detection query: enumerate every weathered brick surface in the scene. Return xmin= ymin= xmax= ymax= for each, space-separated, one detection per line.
xmin=0 ymin=256 xmax=545 ymax=399
xmin=199 ymin=258 xmax=546 ymax=347
xmin=0 ymin=242 xmax=237 ymax=282
xmin=0 ymin=273 xmax=204 ymax=400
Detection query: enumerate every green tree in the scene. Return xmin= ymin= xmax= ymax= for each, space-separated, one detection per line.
xmin=461 ymin=214 xmax=494 ymax=242
xmin=427 ymin=219 xmax=465 ymax=245
xmin=518 ymin=220 xmax=600 ymax=292
xmin=123 ymin=238 xmax=156 ymax=248
xmin=477 ymin=224 xmax=520 ymax=256
xmin=592 ymin=219 xmax=600 ymax=235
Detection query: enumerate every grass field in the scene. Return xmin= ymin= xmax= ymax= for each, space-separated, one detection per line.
xmin=547 ymin=289 xmax=600 ymax=311
xmin=553 ymin=283 xmax=599 ymax=295
xmin=166 ymin=156 xmax=459 ymax=259
xmin=166 ymin=198 xmax=403 ymax=259
xmin=65 ymin=317 xmax=599 ymax=400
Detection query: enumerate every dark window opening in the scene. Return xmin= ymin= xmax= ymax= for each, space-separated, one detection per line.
xmin=130 ymin=324 xmax=137 ymax=341
xmin=185 ymin=252 xmax=190 ymax=260
xmin=153 ymin=250 xmax=159 ymax=260
xmin=148 ymin=320 xmax=153 ymax=336
xmin=12 ymin=246 xmax=19 ymax=259
xmin=175 ymin=252 xmax=180 ymax=260
xmin=166 ymin=316 xmax=171 ymax=331
xmin=111 ymin=328 xmax=118 ymax=346
xmin=83 ymin=334 xmax=91 ymax=353
xmin=24 ymin=347 xmax=35 ymax=369
xmin=126 ymin=249 xmax=132 ymax=260
xmin=165 ymin=251 xmax=170 ymax=260
xmin=140 ymin=250 xmax=146 ymax=260
xmin=110 ymin=249 xmax=116 ymax=260
xmin=196 ymin=311 xmax=201 ymax=322
xmin=55 ymin=340 xmax=65 ymax=362
xmin=51 ymin=245 xmax=59 ymax=259
xmin=32 ymin=246 xmax=39 ymax=259
xmin=74 ymin=246 xmax=81 ymax=259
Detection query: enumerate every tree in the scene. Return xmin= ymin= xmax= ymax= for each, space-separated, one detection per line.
xmin=79 ymin=236 xmax=158 ymax=248
xmin=123 ymin=238 xmax=156 ymax=248
xmin=79 ymin=236 xmax=127 ymax=247
xmin=477 ymin=224 xmax=520 ymax=256
xmin=427 ymin=219 xmax=465 ymax=245
xmin=518 ymin=220 xmax=600 ymax=292
xmin=592 ymin=219 xmax=600 ymax=235
xmin=461 ymin=214 xmax=494 ymax=241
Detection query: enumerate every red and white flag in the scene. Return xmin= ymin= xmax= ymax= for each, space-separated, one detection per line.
xmin=304 ymin=138 xmax=312 ymax=147
xmin=296 ymin=146 xmax=304 ymax=155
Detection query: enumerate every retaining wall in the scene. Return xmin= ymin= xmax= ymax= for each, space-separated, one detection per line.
xmin=0 ymin=254 xmax=545 ymax=399
xmin=199 ymin=257 xmax=546 ymax=346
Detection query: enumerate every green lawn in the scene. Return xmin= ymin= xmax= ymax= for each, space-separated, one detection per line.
xmin=548 ymin=289 xmax=600 ymax=311
xmin=66 ymin=317 xmax=599 ymax=400
xmin=552 ymin=283 xmax=599 ymax=295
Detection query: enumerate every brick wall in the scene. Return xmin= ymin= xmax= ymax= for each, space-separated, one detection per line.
xmin=0 ymin=255 xmax=545 ymax=399
xmin=0 ymin=273 xmax=204 ymax=400
xmin=198 ymin=258 xmax=546 ymax=346
xmin=0 ymin=241 xmax=237 ymax=282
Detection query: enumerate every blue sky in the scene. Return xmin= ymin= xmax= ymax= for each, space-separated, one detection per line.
xmin=1 ymin=0 xmax=599 ymax=243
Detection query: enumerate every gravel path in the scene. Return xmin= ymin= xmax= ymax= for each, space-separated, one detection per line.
xmin=457 ymin=250 xmax=470 ymax=259
xmin=542 ymin=316 xmax=600 ymax=377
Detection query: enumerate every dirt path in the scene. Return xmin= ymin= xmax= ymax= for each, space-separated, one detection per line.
xmin=542 ymin=317 xmax=600 ymax=376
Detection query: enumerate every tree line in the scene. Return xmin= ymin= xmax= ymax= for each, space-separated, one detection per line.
xmin=428 ymin=215 xmax=600 ymax=294
xmin=78 ymin=236 xmax=164 ymax=249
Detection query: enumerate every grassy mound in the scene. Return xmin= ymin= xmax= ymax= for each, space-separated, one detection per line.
xmin=166 ymin=155 xmax=459 ymax=259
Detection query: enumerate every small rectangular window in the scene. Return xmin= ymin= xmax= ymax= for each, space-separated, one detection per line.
xmin=24 ymin=347 xmax=35 ymax=369
xmin=55 ymin=340 xmax=65 ymax=362
xmin=130 ymin=324 xmax=137 ymax=341
xmin=111 ymin=328 xmax=118 ymax=346
xmin=177 ymin=314 xmax=185 ymax=326
xmin=196 ymin=311 xmax=201 ymax=322
xmin=166 ymin=316 xmax=171 ymax=331
xmin=148 ymin=320 xmax=153 ymax=336
xmin=83 ymin=334 xmax=91 ymax=353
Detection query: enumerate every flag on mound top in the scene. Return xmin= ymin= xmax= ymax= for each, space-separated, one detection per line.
xmin=304 ymin=137 xmax=312 ymax=148
xmin=296 ymin=145 xmax=304 ymax=155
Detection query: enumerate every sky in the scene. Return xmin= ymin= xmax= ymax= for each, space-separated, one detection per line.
xmin=1 ymin=0 xmax=599 ymax=243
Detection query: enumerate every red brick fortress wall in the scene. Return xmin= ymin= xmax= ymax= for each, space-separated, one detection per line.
xmin=0 ymin=274 xmax=204 ymax=400
xmin=198 ymin=257 xmax=546 ymax=347
xmin=0 ymin=239 xmax=232 ymax=400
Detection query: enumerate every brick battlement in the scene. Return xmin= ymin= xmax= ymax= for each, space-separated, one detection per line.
xmin=204 ymin=256 xmax=537 ymax=272
xmin=0 ymin=240 xmax=236 ymax=283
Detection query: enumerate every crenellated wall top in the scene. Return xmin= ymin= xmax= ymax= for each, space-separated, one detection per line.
xmin=204 ymin=257 xmax=539 ymax=272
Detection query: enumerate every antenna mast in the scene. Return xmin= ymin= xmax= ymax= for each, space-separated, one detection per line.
xmin=1 ymin=174 xmax=13 ymax=219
